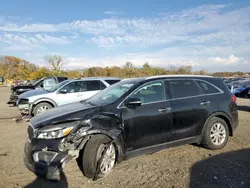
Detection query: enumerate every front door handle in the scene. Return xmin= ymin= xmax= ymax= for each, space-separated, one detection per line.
xmin=159 ymin=107 xmax=171 ymax=113
xmin=200 ymin=101 xmax=210 ymax=106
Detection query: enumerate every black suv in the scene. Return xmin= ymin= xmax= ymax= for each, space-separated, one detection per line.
xmin=24 ymin=75 xmax=238 ymax=180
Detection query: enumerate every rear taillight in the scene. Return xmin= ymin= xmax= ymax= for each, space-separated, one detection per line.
xmin=231 ymin=95 xmax=237 ymax=104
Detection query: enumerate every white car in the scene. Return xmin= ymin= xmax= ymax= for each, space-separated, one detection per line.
xmin=17 ymin=77 xmax=120 ymax=116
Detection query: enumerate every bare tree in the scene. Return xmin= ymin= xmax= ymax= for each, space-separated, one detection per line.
xmin=124 ymin=62 xmax=134 ymax=69
xmin=44 ymin=55 xmax=65 ymax=73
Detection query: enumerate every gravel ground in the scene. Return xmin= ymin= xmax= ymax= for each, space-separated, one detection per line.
xmin=0 ymin=87 xmax=250 ymax=188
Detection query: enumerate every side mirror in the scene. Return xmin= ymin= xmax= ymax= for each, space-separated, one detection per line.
xmin=124 ymin=97 xmax=142 ymax=108
xmin=59 ymin=89 xmax=67 ymax=94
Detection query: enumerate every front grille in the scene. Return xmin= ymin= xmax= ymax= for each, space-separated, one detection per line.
xmin=28 ymin=125 xmax=34 ymax=139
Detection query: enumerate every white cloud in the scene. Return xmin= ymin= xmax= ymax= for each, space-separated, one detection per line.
xmin=0 ymin=5 xmax=249 ymax=42
xmin=35 ymin=34 xmax=71 ymax=44
xmin=63 ymin=48 xmax=247 ymax=72
xmin=209 ymin=54 xmax=240 ymax=64
xmin=104 ymin=11 xmax=123 ymax=15
xmin=0 ymin=23 xmax=58 ymax=32
xmin=2 ymin=45 xmax=33 ymax=52
xmin=24 ymin=52 xmax=31 ymax=56
xmin=0 ymin=33 xmax=71 ymax=49
xmin=0 ymin=4 xmax=250 ymax=71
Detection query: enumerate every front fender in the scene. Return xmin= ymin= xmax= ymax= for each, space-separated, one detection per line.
xmin=87 ymin=129 xmax=124 ymax=162
xmin=66 ymin=112 xmax=125 ymax=162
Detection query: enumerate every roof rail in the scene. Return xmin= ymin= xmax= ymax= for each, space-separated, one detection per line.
xmin=146 ymin=74 xmax=213 ymax=80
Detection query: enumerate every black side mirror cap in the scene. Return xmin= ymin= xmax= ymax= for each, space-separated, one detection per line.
xmin=124 ymin=97 xmax=142 ymax=108
xmin=59 ymin=89 xmax=67 ymax=94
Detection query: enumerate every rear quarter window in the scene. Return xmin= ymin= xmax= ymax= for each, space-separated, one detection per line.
xmin=57 ymin=77 xmax=68 ymax=83
xmin=105 ymin=79 xmax=120 ymax=85
xmin=196 ymin=80 xmax=221 ymax=94
xmin=86 ymin=80 xmax=106 ymax=91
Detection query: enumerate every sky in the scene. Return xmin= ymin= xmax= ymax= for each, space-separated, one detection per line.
xmin=0 ymin=0 xmax=250 ymax=72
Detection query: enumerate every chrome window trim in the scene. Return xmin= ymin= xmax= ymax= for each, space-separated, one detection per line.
xmin=117 ymin=78 xmax=224 ymax=109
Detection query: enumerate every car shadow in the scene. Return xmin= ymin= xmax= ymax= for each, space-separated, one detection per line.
xmin=189 ymin=148 xmax=250 ymax=188
xmin=238 ymin=105 xmax=250 ymax=112
xmin=24 ymin=171 xmax=68 ymax=188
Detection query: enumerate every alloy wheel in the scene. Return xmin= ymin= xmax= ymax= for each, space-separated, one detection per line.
xmin=210 ymin=123 xmax=226 ymax=146
xmin=37 ymin=106 xmax=49 ymax=114
xmin=97 ymin=144 xmax=116 ymax=175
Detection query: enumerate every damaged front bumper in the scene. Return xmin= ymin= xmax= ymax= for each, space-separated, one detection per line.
xmin=18 ymin=103 xmax=32 ymax=116
xmin=7 ymin=94 xmax=18 ymax=105
xmin=24 ymin=135 xmax=88 ymax=180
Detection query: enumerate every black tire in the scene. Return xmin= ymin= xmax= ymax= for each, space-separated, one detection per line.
xmin=82 ymin=135 xmax=116 ymax=180
xmin=33 ymin=102 xmax=53 ymax=116
xmin=201 ymin=117 xmax=229 ymax=150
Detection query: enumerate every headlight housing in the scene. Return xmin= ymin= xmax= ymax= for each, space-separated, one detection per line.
xmin=37 ymin=127 xmax=73 ymax=139
xmin=36 ymin=121 xmax=81 ymax=139
xmin=18 ymin=98 xmax=29 ymax=105
xmin=36 ymin=120 xmax=92 ymax=139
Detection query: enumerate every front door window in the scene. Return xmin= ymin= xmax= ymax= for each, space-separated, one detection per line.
xmin=130 ymin=81 xmax=165 ymax=104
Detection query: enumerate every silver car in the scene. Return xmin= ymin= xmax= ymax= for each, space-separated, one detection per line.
xmin=17 ymin=77 xmax=120 ymax=116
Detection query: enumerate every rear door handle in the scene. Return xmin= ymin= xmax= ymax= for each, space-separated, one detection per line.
xmin=200 ymin=101 xmax=210 ymax=106
xmin=159 ymin=107 xmax=171 ymax=113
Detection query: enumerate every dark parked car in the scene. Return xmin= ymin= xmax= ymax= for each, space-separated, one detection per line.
xmin=7 ymin=76 xmax=68 ymax=105
xmin=227 ymin=80 xmax=250 ymax=98
xmin=24 ymin=75 xmax=238 ymax=181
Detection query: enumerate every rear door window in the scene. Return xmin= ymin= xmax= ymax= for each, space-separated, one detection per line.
xmin=61 ymin=81 xmax=86 ymax=93
xmin=169 ymin=79 xmax=200 ymax=99
xmin=86 ymin=80 xmax=106 ymax=91
xmin=195 ymin=80 xmax=221 ymax=94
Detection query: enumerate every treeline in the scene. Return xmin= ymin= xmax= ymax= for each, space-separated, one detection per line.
xmin=0 ymin=55 xmax=248 ymax=81
xmin=212 ymin=72 xmax=250 ymax=77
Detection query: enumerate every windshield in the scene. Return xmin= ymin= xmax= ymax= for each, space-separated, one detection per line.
xmin=32 ymin=78 xmax=43 ymax=86
xmin=47 ymin=80 xmax=71 ymax=92
xmin=241 ymin=81 xmax=250 ymax=87
xmin=86 ymin=78 xmax=143 ymax=106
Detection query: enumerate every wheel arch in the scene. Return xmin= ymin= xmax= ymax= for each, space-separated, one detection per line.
xmin=202 ymin=112 xmax=233 ymax=137
xmin=33 ymin=98 xmax=57 ymax=107
xmin=79 ymin=130 xmax=124 ymax=163
xmin=31 ymin=98 xmax=57 ymax=115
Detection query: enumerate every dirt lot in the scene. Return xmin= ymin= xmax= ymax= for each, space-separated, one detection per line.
xmin=0 ymin=87 xmax=250 ymax=188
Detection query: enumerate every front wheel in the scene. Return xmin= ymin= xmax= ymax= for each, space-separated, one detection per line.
xmin=82 ymin=135 xmax=116 ymax=180
xmin=33 ymin=102 xmax=53 ymax=116
xmin=201 ymin=117 xmax=229 ymax=150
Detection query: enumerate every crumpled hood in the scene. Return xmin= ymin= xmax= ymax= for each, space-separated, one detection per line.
xmin=12 ymin=85 xmax=35 ymax=91
xmin=19 ymin=88 xmax=49 ymax=99
xmin=30 ymin=101 xmax=99 ymax=129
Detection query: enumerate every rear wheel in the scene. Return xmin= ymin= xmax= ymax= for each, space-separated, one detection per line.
xmin=201 ymin=117 xmax=229 ymax=150
xmin=82 ymin=135 xmax=116 ymax=180
xmin=33 ymin=102 xmax=53 ymax=116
